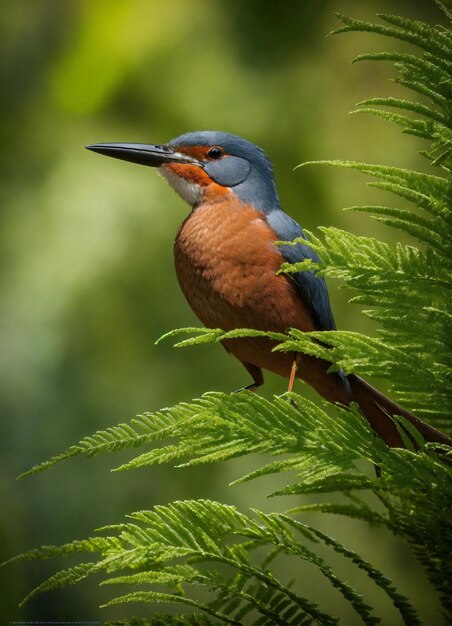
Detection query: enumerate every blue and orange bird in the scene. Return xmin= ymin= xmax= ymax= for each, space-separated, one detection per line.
xmin=87 ymin=131 xmax=449 ymax=448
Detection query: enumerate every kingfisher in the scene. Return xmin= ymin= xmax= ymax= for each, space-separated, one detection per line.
xmin=87 ymin=131 xmax=449 ymax=448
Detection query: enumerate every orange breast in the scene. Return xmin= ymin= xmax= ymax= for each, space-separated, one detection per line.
xmin=174 ymin=196 xmax=316 ymax=331
xmin=173 ymin=196 xmax=322 ymax=379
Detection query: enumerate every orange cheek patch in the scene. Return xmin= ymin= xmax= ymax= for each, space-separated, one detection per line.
xmin=166 ymin=163 xmax=211 ymax=186
xmin=165 ymin=163 xmax=230 ymax=200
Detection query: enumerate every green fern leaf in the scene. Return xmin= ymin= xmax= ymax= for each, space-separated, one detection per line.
xmin=19 ymin=562 xmax=97 ymax=607
xmin=281 ymin=516 xmax=421 ymax=626
xmin=356 ymin=97 xmax=446 ymax=123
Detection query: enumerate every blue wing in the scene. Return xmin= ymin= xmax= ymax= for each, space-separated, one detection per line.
xmin=266 ymin=209 xmax=336 ymax=332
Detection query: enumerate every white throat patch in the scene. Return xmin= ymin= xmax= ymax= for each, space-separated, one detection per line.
xmin=159 ymin=166 xmax=203 ymax=206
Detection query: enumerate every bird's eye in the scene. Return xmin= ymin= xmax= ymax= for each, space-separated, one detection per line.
xmin=207 ymin=146 xmax=224 ymax=160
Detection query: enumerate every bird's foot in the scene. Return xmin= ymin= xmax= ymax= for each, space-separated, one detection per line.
xmin=234 ymin=382 xmax=262 ymax=393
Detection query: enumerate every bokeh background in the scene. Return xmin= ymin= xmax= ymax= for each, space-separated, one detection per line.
xmin=1 ymin=0 xmax=446 ymax=623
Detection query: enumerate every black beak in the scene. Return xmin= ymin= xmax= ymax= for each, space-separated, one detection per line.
xmin=85 ymin=142 xmax=203 ymax=168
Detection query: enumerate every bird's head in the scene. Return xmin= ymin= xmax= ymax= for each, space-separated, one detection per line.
xmin=86 ymin=131 xmax=280 ymax=212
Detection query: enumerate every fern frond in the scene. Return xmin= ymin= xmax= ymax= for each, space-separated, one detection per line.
xmin=299 ymin=161 xmax=449 ymax=205
xmin=353 ymin=52 xmax=450 ymax=101
xmin=333 ymin=9 xmax=452 ymax=173
xmin=19 ymin=403 xmax=192 ymax=478
xmin=352 ymin=107 xmax=436 ymax=140
xmin=12 ymin=499 xmax=425 ymax=625
xmin=287 ymin=502 xmax=389 ymax=527
xmin=332 ymin=13 xmax=451 ymax=66
xmin=10 ymin=388 xmax=451 ymax=619
xmin=3 ymin=536 xmax=121 ymax=566
xmin=356 ymin=97 xmax=446 ymax=123
xmin=344 ymin=205 xmax=448 ymax=253
xmin=155 ymin=326 xmax=224 ymax=347
xmin=281 ymin=516 xmax=421 ymax=626
xmin=103 ymin=591 xmax=242 ymax=625
xmin=19 ymin=562 xmax=97 ymax=607
xmin=156 ymin=326 xmax=286 ymax=349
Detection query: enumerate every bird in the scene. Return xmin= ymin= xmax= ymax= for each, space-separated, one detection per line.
xmin=86 ymin=131 xmax=450 ymax=449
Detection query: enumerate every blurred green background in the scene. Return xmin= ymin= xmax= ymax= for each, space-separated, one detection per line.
xmin=1 ymin=0 xmax=446 ymax=623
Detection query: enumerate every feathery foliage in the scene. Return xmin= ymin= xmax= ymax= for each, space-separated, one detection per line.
xmin=5 ymin=5 xmax=451 ymax=625
xmin=10 ymin=389 xmax=451 ymax=620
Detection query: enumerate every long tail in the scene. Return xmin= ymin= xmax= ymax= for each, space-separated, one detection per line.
xmin=347 ymin=374 xmax=451 ymax=448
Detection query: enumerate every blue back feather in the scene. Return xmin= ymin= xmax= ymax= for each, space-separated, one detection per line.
xmin=266 ymin=210 xmax=336 ymax=332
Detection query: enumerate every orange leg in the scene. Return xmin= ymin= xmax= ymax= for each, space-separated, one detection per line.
xmin=288 ymin=358 xmax=298 ymax=392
